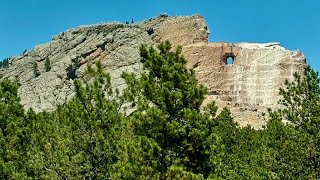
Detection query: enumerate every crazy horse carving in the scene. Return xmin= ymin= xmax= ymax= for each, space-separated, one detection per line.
xmin=1 ymin=14 xmax=306 ymax=128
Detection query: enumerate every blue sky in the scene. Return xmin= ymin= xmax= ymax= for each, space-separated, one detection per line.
xmin=1 ymin=0 xmax=319 ymax=71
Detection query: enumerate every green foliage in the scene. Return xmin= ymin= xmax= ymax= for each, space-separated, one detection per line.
xmin=263 ymin=117 xmax=317 ymax=179
xmin=33 ymin=61 xmax=40 ymax=77
xmin=207 ymin=108 xmax=273 ymax=179
xmin=38 ymin=62 xmax=124 ymax=179
xmin=123 ymin=41 xmax=207 ymax=114
xmin=0 ymin=80 xmax=29 ymax=179
xmin=267 ymin=65 xmax=320 ymax=178
xmin=121 ymin=41 xmax=218 ymax=178
xmin=278 ymin=66 xmax=320 ymax=135
xmin=1 ymin=57 xmax=11 ymax=69
xmin=44 ymin=58 xmax=51 ymax=72
xmin=0 ymin=43 xmax=319 ymax=179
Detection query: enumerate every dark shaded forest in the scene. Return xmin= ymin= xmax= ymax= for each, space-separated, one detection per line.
xmin=0 ymin=42 xmax=319 ymax=179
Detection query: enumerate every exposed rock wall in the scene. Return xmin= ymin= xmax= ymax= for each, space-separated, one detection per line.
xmin=183 ymin=42 xmax=305 ymax=127
xmin=1 ymin=14 xmax=306 ymax=128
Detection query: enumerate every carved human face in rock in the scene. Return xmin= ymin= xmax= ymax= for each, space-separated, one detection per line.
xmin=190 ymin=17 xmax=210 ymax=43
xmin=204 ymin=26 xmax=211 ymax=38
xmin=156 ymin=15 xmax=210 ymax=47
xmin=199 ymin=24 xmax=210 ymax=42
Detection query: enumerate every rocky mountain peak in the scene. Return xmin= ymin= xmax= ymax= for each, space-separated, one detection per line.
xmin=1 ymin=14 xmax=305 ymax=128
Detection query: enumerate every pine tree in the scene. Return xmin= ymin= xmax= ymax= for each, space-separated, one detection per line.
xmin=47 ymin=61 xmax=124 ymax=178
xmin=263 ymin=113 xmax=316 ymax=179
xmin=1 ymin=57 xmax=10 ymax=68
xmin=120 ymin=41 xmax=220 ymax=178
xmin=45 ymin=58 xmax=51 ymax=72
xmin=268 ymin=65 xmax=320 ymax=178
xmin=0 ymin=80 xmax=29 ymax=179
xmin=33 ymin=61 xmax=40 ymax=77
xmin=278 ymin=66 xmax=320 ymax=135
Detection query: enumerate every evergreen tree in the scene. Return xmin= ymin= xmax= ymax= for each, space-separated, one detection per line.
xmin=47 ymin=62 xmax=124 ymax=178
xmin=45 ymin=58 xmax=51 ymax=72
xmin=1 ymin=57 xmax=10 ymax=69
xmin=263 ymin=114 xmax=317 ymax=179
xmin=208 ymin=108 xmax=273 ymax=179
xmin=33 ymin=61 xmax=40 ymax=77
xmin=1 ymin=40 xmax=319 ymax=179
xmin=278 ymin=66 xmax=320 ymax=136
xmin=121 ymin=41 xmax=220 ymax=178
xmin=16 ymin=62 xmax=126 ymax=179
xmin=267 ymin=65 xmax=320 ymax=178
xmin=0 ymin=80 xmax=29 ymax=179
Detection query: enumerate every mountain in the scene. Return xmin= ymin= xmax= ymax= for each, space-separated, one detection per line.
xmin=0 ymin=14 xmax=306 ymax=128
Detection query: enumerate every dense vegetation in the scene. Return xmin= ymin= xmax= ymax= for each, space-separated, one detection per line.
xmin=0 ymin=42 xmax=319 ymax=179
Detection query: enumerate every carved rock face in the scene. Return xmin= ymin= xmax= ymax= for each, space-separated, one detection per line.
xmin=182 ymin=42 xmax=306 ymax=128
xmin=1 ymin=15 xmax=306 ymax=128
xmin=153 ymin=15 xmax=209 ymax=46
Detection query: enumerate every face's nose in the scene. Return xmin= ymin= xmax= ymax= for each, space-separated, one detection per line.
xmin=204 ymin=26 xmax=210 ymax=35
xmin=207 ymin=28 xmax=211 ymax=35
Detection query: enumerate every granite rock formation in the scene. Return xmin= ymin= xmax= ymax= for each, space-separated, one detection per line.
xmin=1 ymin=14 xmax=306 ymax=128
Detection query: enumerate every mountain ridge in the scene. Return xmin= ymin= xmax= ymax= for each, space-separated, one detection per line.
xmin=1 ymin=14 xmax=306 ymax=128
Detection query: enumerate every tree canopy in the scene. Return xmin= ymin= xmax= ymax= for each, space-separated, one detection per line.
xmin=0 ymin=42 xmax=319 ymax=179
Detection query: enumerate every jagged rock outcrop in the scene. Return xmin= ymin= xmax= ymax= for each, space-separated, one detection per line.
xmin=1 ymin=14 xmax=306 ymax=128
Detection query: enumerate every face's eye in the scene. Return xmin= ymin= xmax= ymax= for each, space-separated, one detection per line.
xmin=204 ymin=26 xmax=208 ymax=30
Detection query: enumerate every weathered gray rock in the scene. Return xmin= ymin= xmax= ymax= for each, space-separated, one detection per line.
xmin=1 ymin=14 xmax=306 ymax=128
xmin=3 ymin=22 xmax=155 ymax=112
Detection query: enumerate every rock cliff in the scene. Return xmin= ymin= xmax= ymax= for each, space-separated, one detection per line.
xmin=1 ymin=14 xmax=306 ymax=128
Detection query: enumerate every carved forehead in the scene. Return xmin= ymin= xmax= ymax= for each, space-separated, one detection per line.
xmin=177 ymin=16 xmax=207 ymax=28
xmin=194 ymin=18 xmax=207 ymax=27
xmin=153 ymin=15 xmax=210 ymax=46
